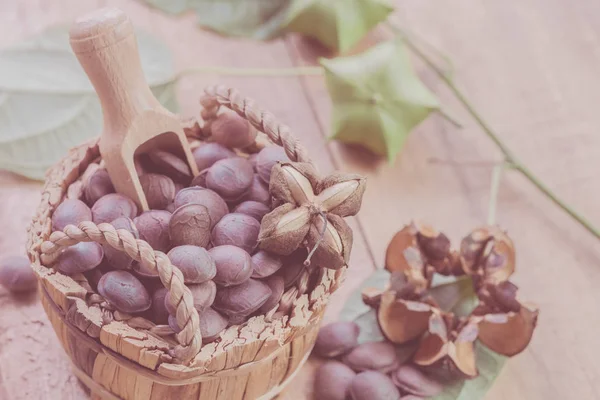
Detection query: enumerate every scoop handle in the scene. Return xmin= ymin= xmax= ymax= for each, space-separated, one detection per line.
xmin=69 ymin=7 xmax=162 ymax=135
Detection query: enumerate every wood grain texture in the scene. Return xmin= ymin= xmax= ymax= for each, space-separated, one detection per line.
xmin=1 ymin=0 xmax=599 ymax=399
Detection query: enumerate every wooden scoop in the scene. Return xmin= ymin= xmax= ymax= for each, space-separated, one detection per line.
xmin=69 ymin=7 xmax=199 ymax=211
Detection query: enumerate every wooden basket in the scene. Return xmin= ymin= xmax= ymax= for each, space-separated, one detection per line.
xmin=27 ymin=86 xmax=346 ymax=400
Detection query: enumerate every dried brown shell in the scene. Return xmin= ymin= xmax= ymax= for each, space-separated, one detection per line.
xmin=306 ymin=214 xmax=352 ymax=269
xmin=476 ymin=303 xmax=538 ymax=356
xmin=361 ymin=287 xmax=384 ymax=308
xmin=415 ymin=222 xmax=451 ymax=262
xmin=316 ymin=172 xmax=366 ymax=217
xmin=460 ymin=226 xmax=515 ymax=285
xmin=378 ymin=291 xmax=432 ymax=344
xmin=258 ymin=203 xmax=311 ymax=255
xmin=269 ymin=162 xmax=318 ymax=205
xmin=384 ymin=224 xmax=430 ymax=294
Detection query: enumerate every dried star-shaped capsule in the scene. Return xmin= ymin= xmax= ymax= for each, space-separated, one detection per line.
xmin=460 ymin=226 xmax=515 ymax=286
xmin=258 ymin=162 xmax=366 ymax=269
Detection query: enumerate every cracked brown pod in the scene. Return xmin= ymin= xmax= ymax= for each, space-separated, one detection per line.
xmin=391 ymin=365 xmax=444 ymax=398
xmin=147 ymin=150 xmax=193 ymax=184
xmin=460 ymin=226 xmax=515 ymax=285
xmin=0 ymin=255 xmax=37 ymax=293
xmin=97 ymin=271 xmax=151 ymax=313
xmin=92 ymin=193 xmax=138 ymax=224
xmin=169 ymin=204 xmax=211 ymax=248
xmin=139 ymin=173 xmax=176 ymax=210
xmin=384 ymin=224 xmax=431 ymax=294
xmin=349 ymin=371 xmax=401 ymax=400
xmin=361 ymin=286 xmax=385 ymax=308
xmin=167 ymin=245 xmax=216 ymax=283
xmin=314 ymin=361 xmax=356 ymax=400
xmin=211 ymin=213 xmax=260 ymax=253
xmin=476 ymin=281 xmax=521 ymax=314
xmin=258 ymin=203 xmax=312 ymax=255
xmin=342 ymin=341 xmax=399 ymax=373
xmin=415 ymin=223 xmax=463 ymax=276
xmin=306 ymin=213 xmax=353 ymax=270
xmin=314 ymin=321 xmax=360 ymax=358
xmin=209 ymin=245 xmax=253 ymax=287
xmin=84 ymin=168 xmax=115 ymax=206
xmin=255 ymin=145 xmax=290 ymax=185
xmin=315 ymin=171 xmax=367 ymax=217
xmin=213 ymin=278 xmax=272 ymax=319
xmin=206 ymin=157 xmax=254 ymax=202
xmin=174 ymin=187 xmax=228 ymax=228
xmin=166 ymin=280 xmax=217 ymax=315
xmin=104 ymin=217 xmax=138 ymax=270
xmin=234 ymin=201 xmax=270 ymax=222
xmin=378 ymin=291 xmax=433 ymax=344
xmin=413 ymin=313 xmax=479 ymax=378
xmin=56 ymin=242 xmax=104 ymax=275
xmin=251 ymin=250 xmax=283 ymax=278
xmin=134 ymin=210 xmax=172 ymax=252
xmin=52 ymin=199 xmax=92 ymax=232
xmin=192 ymin=142 xmax=236 ymax=171
xmin=258 ymin=275 xmax=285 ymax=314
xmin=211 ymin=112 xmax=257 ymax=148
xmin=199 ymin=308 xmax=228 ymax=344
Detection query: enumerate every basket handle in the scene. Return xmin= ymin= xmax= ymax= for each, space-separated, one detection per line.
xmin=200 ymin=85 xmax=312 ymax=164
xmin=39 ymin=221 xmax=201 ymax=364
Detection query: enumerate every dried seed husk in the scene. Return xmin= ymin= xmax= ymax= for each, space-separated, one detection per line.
xmin=361 ymin=286 xmax=384 ymax=308
xmin=103 ymin=217 xmax=138 ymax=270
xmin=84 ymin=168 xmax=115 ymax=206
xmin=269 ymin=162 xmax=318 ymax=205
xmin=476 ymin=302 xmax=539 ymax=356
xmin=213 ymin=278 xmax=272 ymax=319
xmin=378 ymin=291 xmax=432 ymax=344
xmin=314 ymin=321 xmax=360 ymax=358
xmin=390 ymin=365 xmax=444 ymax=398
xmin=0 ymin=255 xmax=37 ymax=293
xmin=234 ymin=201 xmax=270 ymax=222
xmin=349 ymin=371 xmax=401 ymax=400
xmin=258 ymin=275 xmax=285 ymax=314
xmin=211 ymin=213 xmax=260 ymax=254
xmin=211 ymin=112 xmax=256 ymax=148
xmin=192 ymin=142 xmax=236 ymax=171
xmin=385 ymin=224 xmax=430 ymax=293
xmin=251 ymin=250 xmax=283 ymax=278
xmin=199 ymin=308 xmax=228 ymax=344
xmin=93 ymin=193 xmax=138 ymax=224
xmin=258 ymin=203 xmax=311 ymax=255
xmin=169 ymin=204 xmax=211 ymax=248
xmin=167 ymin=245 xmax=216 ymax=283
xmin=147 ymin=150 xmax=192 ymax=184
xmin=209 ymin=245 xmax=253 ymax=287
xmin=415 ymin=223 xmax=451 ymax=262
xmin=57 ymin=242 xmax=104 ymax=275
xmin=460 ymin=226 xmax=515 ymax=285
xmin=306 ymin=214 xmax=352 ymax=269
xmin=342 ymin=341 xmax=399 ymax=373
xmin=134 ymin=210 xmax=172 ymax=252
xmin=139 ymin=173 xmax=176 ymax=210
xmin=256 ymin=146 xmax=290 ymax=185
xmin=314 ymin=361 xmax=356 ymax=400
xmin=174 ymin=187 xmax=228 ymax=228
xmin=478 ymin=281 xmax=521 ymax=313
xmin=52 ymin=199 xmax=92 ymax=232
xmin=316 ymin=172 xmax=366 ymax=217
xmin=97 ymin=271 xmax=151 ymax=313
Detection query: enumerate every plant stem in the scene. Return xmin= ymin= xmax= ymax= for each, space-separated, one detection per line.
xmin=487 ymin=163 xmax=505 ymax=225
xmin=437 ymin=108 xmax=463 ymax=128
xmin=389 ymin=23 xmax=600 ymax=239
xmin=175 ymin=65 xmax=323 ymax=80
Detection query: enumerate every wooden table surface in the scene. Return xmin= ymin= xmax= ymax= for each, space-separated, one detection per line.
xmin=1 ymin=0 xmax=600 ymax=399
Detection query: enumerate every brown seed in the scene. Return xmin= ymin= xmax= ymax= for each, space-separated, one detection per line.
xmin=349 ymin=371 xmax=401 ymax=400
xmin=255 ymin=146 xmax=290 ymax=185
xmin=258 ymin=275 xmax=285 ymax=314
xmin=248 ymin=153 xmax=258 ymax=170
xmin=92 ymin=193 xmax=138 ymax=224
xmin=227 ymin=313 xmax=249 ymax=326
xmin=211 ymin=112 xmax=257 ymax=148
xmin=134 ymin=210 xmax=172 ymax=252
xmin=213 ymin=278 xmax=272 ymax=319
xmin=139 ymin=173 xmax=176 ymax=210
xmin=165 ymin=202 xmax=177 ymax=213
xmin=233 ymin=201 xmax=270 ymax=222
xmin=151 ymin=287 xmax=169 ymax=324
xmin=0 ymin=255 xmax=37 ymax=293
xmin=98 ymin=271 xmax=151 ymax=313
xmin=147 ymin=150 xmax=192 ymax=184
xmin=251 ymin=250 xmax=283 ymax=278
xmin=199 ymin=308 xmax=229 ymax=343
xmin=391 ymin=365 xmax=444 ymax=398
xmin=211 ymin=213 xmax=260 ymax=253
xmin=314 ymin=361 xmax=356 ymax=400
xmin=206 ymin=157 xmax=254 ymax=201
xmin=208 ymin=245 xmax=253 ymax=287
xmin=84 ymin=168 xmax=115 ymax=206
xmin=190 ymin=169 xmax=208 ymax=187
xmin=103 ymin=217 xmax=138 ymax=270
xmin=192 ymin=142 xmax=236 ymax=171
xmin=279 ymin=251 xmax=307 ymax=289
xmin=169 ymin=204 xmax=211 ymax=248
xmin=174 ymin=187 xmax=228 ymax=228
xmin=342 ymin=341 xmax=400 ymax=373
xmin=132 ymin=261 xmax=159 ymax=279
xmin=52 ymin=199 xmax=92 ymax=232
xmin=314 ymin=321 xmax=360 ymax=358
xmin=165 ymin=280 xmax=217 ymax=315
xmin=167 ymin=245 xmax=216 ymax=283
xmin=57 ymin=242 xmax=104 ymax=275
xmin=243 ymin=175 xmax=270 ymax=204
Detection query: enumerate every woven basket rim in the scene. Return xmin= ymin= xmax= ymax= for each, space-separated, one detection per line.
xmin=26 ymin=86 xmax=345 ymax=376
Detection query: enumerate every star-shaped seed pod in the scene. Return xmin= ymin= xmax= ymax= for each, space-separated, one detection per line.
xmin=284 ymin=0 xmax=394 ymax=53
xmin=258 ymin=162 xmax=366 ymax=269
xmin=460 ymin=226 xmax=515 ymax=286
xmin=413 ymin=312 xmax=479 ymax=379
xmin=320 ymin=40 xmax=440 ymax=161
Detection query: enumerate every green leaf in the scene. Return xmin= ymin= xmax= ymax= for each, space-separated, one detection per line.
xmin=339 ymin=268 xmax=390 ymax=322
xmin=284 ymin=0 xmax=394 ymax=53
xmin=143 ymin=0 xmax=292 ymax=40
xmin=429 ymin=274 xmax=478 ymax=317
xmin=320 ymin=40 xmax=439 ymax=162
xmin=353 ymin=309 xmax=385 ymax=344
xmin=432 ymin=343 xmax=508 ymax=400
xmin=0 ymin=27 xmax=177 ymax=180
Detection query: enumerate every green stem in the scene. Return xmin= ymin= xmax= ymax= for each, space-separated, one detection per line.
xmin=487 ymin=163 xmax=505 ymax=225
xmin=388 ymin=23 xmax=600 ymax=239
xmin=437 ymin=108 xmax=463 ymax=129
xmin=175 ymin=65 xmax=323 ymax=80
